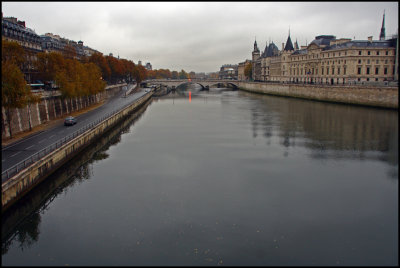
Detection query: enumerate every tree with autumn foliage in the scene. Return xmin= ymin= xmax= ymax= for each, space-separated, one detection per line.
xmin=35 ymin=52 xmax=66 ymax=83
xmin=2 ymin=60 xmax=30 ymax=138
xmin=88 ymin=52 xmax=111 ymax=82
xmin=244 ymin=62 xmax=252 ymax=80
xmin=2 ymin=40 xmax=26 ymax=69
xmin=1 ymin=40 xmax=40 ymax=138
xmin=179 ymin=69 xmax=188 ymax=79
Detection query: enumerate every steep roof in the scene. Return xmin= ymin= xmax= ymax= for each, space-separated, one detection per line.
xmin=284 ymin=33 xmax=294 ymax=51
xmin=266 ymin=42 xmax=279 ymax=57
xmin=261 ymin=42 xmax=269 ymax=58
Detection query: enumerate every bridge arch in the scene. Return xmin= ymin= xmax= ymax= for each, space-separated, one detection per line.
xmin=146 ymin=79 xmax=239 ymax=90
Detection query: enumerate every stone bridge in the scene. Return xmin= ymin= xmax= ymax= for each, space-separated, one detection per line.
xmin=142 ymin=79 xmax=239 ymax=90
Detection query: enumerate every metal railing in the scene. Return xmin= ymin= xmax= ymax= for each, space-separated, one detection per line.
xmin=2 ymin=90 xmax=151 ymax=183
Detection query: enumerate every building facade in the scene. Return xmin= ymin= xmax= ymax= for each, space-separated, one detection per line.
xmin=237 ymin=59 xmax=252 ymax=80
xmin=219 ymin=64 xmax=238 ymax=79
xmin=2 ymin=15 xmax=42 ymax=83
xmin=249 ymin=13 xmax=398 ymax=85
xmin=145 ymin=62 xmax=152 ymax=70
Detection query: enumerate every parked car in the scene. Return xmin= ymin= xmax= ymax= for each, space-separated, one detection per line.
xmin=64 ymin=116 xmax=77 ymax=126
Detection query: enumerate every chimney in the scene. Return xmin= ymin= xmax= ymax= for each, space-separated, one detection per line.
xmin=17 ymin=20 xmax=26 ymax=28
xmin=368 ymin=36 xmax=373 ymax=42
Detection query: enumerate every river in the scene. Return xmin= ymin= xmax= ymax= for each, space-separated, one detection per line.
xmin=2 ymin=86 xmax=398 ymax=266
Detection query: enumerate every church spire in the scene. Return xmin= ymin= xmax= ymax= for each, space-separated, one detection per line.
xmin=379 ymin=10 xmax=386 ymax=40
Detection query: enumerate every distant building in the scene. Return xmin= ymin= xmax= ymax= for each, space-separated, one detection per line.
xmin=195 ymin=72 xmax=206 ymax=79
xmin=237 ymin=59 xmax=252 ymax=80
xmin=247 ymin=12 xmax=398 ymax=85
xmin=145 ymin=62 xmax=152 ymax=70
xmin=40 ymin=33 xmax=65 ymax=53
xmin=219 ymin=64 xmax=238 ymax=79
xmin=83 ymin=45 xmax=100 ymax=57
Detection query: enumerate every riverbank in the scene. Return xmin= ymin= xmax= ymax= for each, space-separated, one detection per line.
xmin=237 ymin=81 xmax=398 ymax=109
xmin=1 ymin=100 xmax=106 ymax=148
xmin=2 ymin=89 xmax=153 ymax=211
xmin=1 ymin=84 xmax=128 ymax=141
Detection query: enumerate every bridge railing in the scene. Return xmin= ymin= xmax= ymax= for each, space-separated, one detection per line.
xmin=2 ymin=89 xmax=152 ymax=183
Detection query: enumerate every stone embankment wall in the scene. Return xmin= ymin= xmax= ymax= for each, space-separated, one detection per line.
xmin=1 ymin=84 xmax=126 ymax=139
xmin=2 ymin=90 xmax=153 ymax=211
xmin=238 ymin=82 xmax=398 ymax=109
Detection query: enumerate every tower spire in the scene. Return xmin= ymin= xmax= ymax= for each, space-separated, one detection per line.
xmin=379 ymin=10 xmax=386 ymax=40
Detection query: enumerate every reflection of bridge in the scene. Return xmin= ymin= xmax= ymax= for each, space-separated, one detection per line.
xmin=142 ymin=79 xmax=239 ymax=90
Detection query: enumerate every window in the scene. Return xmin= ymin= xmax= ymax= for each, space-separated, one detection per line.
xmin=377 ymin=51 xmax=380 ymax=55
xmin=375 ymin=67 xmax=379 ymax=75
xmin=359 ymin=51 xmax=362 ymax=55
xmin=366 ymin=67 xmax=370 ymax=75
xmin=327 ymin=67 xmax=329 ymax=74
xmin=376 ymin=60 xmax=379 ymax=64
xmin=344 ymin=67 xmax=346 ymax=75
xmin=367 ymin=51 xmax=370 ymax=55
xmin=358 ymin=59 xmax=361 ymax=64
xmin=385 ymin=51 xmax=389 ymax=55
xmin=375 ymin=78 xmax=378 ymax=81
xmin=358 ymin=67 xmax=361 ymax=75
xmin=367 ymin=59 xmax=370 ymax=64
xmin=384 ymin=68 xmax=387 ymax=75
xmin=322 ymin=67 xmax=324 ymax=75
xmin=338 ymin=67 xmax=340 ymax=75
xmin=332 ymin=68 xmax=334 ymax=75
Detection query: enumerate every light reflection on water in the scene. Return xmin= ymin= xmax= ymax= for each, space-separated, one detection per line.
xmin=2 ymin=87 xmax=398 ymax=266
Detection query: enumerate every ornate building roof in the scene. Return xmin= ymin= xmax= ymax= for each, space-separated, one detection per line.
xmin=310 ymin=35 xmax=336 ymax=47
xmin=253 ymin=39 xmax=260 ymax=52
xmin=284 ymin=31 xmax=294 ymax=51
xmin=266 ymin=42 xmax=279 ymax=57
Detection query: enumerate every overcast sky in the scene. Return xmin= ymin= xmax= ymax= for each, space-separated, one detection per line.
xmin=2 ymin=2 xmax=398 ymax=73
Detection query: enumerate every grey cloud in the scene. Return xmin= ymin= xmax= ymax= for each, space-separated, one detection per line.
xmin=2 ymin=2 xmax=398 ymax=73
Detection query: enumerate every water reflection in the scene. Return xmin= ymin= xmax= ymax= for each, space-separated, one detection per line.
xmin=226 ymin=91 xmax=398 ymax=178
xmin=1 ymin=99 xmax=152 ymax=255
xmin=2 ymin=88 xmax=397 ymax=266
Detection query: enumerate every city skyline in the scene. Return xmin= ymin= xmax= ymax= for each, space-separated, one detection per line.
xmin=2 ymin=1 xmax=398 ymax=73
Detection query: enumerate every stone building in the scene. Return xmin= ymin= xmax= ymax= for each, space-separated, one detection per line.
xmin=249 ymin=12 xmax=398 ymax=85
xmin=2 ymin=15 xmax=42 ymax=83
xmin=237 ymin=59 xmax=251 ymax=80
xmin=219 ymin=64 xmax=238 ymax=79
xmin=145 ymin=62 xmax=152 ymax=70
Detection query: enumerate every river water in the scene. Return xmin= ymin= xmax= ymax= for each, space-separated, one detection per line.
xmin=2 ymin=86 xmax=398 ymax=266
